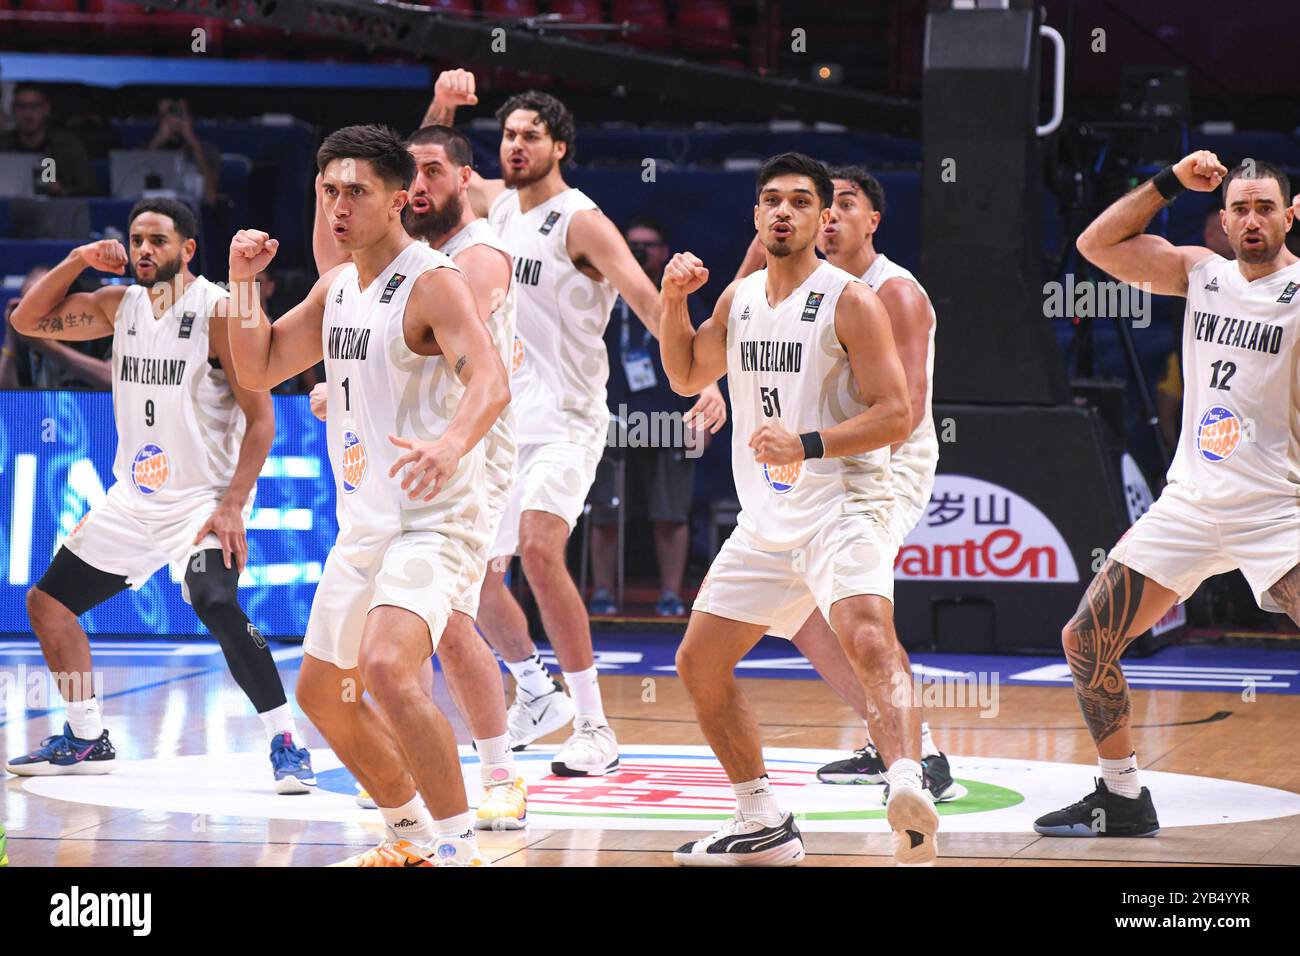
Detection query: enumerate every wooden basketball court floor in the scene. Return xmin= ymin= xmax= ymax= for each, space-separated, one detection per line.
xmin=3 ymin=639 xmax=1299 ymax=867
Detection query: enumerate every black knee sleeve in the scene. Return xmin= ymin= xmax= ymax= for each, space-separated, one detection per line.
xmin=34 ymin=547 xmax=129 ymax=616
xmin=184 ymin=551 xmax=287 ymax=714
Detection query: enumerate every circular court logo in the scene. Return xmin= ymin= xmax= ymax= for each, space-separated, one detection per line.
xmin=21 ymin=745 xmax=1300 ymax=834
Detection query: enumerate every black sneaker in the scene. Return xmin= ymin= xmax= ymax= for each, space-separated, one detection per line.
xmin=817 ymin=742 xmax=886 ymax=784
xmin=673 ymin=812 xmax=805 ymax=867
xmin=880 ymin=752 xmax=969 ymax=804
xmin=1033 ymin=779 xmax=1160 ymax=837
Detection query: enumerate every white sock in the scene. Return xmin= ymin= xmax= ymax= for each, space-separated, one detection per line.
xmin=920 ymin=721 xmax=939 ymax=759
xmin=505 ymin=653 xmax=555 ymax=699
xmin=258 ymin=703 xmax=297 ymax=745
xmin=1100 ymin=752 xmax=1141 ymax=799
xmin=733 ymin=775 xmax=783 ymax=827
xmin=66 ymin=696 xmax=103 ymax=741
xmin=861 ymin=719 xmax=873 ymax=742
xmin=475 ymin=732 xmax=515 ymax=788
xmin=435 ymin=809 xmax=477 ymax=841
xmin=564 ymin=666 xmax=605 ymax=723
xmin=379 ymin=794 xmax=435 ymax=845
xmin=887 ymin=758 xmax=923 ymax=793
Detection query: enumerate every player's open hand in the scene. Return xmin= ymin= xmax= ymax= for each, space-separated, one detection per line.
xmin=194 ymin=501 xmax=248 ymax=573
xmin=229 ymin=229 xmax=279 ymax=281
xmin=1173 ymin=150 xmax=1228 ymax=192
xmin=76 ymin=239 xmax=127 ymax=275
xmin=748 ymin=423 xmax=803 ymax=466
xmin=436 ymin=69 xmax=478 ymax=108
xmin=388 ymin=434 xmax=458 ymax=501
xmin=309 ymin=383 xmax=328 ymax=422
xmin=684 ymin=382 xmax=727 ymax=435
xmin=662 ymin=252 xmax=709 ymax=298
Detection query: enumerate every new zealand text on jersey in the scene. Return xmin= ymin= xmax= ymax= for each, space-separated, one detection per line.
xmin=119 ymin=355 xmax=186 ymax=385
xmin=740 ymin=339 xmax=803 ymax=372
xmin=328 ymin=326 xmax=371 ymax=361
xmin=1191 ymin=310 xmax=1284 ymax=355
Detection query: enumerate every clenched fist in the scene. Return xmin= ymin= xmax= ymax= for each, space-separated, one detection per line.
xmin=662 ymin=252 xmax=709 ymax=298
xmin=76 ymin=239 xmax=127 ymax=275
xmin=435 ymin=69 xmax=478 ymax=109
xmin=1173 ymin=150 xmax=1229 ymax=193
xmin=229 ymin=229 xmax=279 ymax=282
xmin=309 ymin=382 xmax=328 ymax=422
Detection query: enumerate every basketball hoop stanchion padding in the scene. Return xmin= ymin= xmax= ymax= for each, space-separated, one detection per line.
xmin=892 ymin=403 xmax=1183 ymax=656
xmin=921 ymin=3 xmax=1070 ymax=405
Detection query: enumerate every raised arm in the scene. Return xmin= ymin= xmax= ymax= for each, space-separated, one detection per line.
xmin=227 ymin=229 xmax=335 ymax=391
xmin=659 ymin=253 xmax=731 ymax=397
xmin=10 ymin=240 xmax=128 ymax=340
xmin=419 ymin=69 xmax=505 ymax=218
xmin=1076 ymin=149 xmax=1227 ymax=296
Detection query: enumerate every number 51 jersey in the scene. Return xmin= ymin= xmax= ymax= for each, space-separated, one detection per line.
xmin=1165 ymin=255 xmax=1300 ymax=519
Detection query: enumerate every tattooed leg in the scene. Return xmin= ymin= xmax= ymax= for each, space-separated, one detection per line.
xmin=1266 ymin=562 xmax=1300 ymax=627
xmin=1061 ymin=560 xmax=1175 ymax=758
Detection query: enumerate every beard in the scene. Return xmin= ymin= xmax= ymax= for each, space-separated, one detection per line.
xmin=502 ymin=155 xmax=553 ymax=189
xmin=137 ymin=252 xmax=184 ymax=287
xmin=1234 ymin=235 xmax=1282 ymax=265
xmin=405 ymin=192 xmax=463 ymax=244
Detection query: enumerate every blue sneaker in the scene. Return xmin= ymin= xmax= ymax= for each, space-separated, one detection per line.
xmin=588 ymin=589 xmax=617 ymax=616
xmin=270 ymin=732 xmax=316 ymax=794
xmin=5 ymin=722 xmax=116 ymax=776
xmin=656 ymin=591 xmax=686 ymax=617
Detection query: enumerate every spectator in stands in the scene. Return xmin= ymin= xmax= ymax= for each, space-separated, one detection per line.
xmin=0 ymin=84 xmax=97 ymax=197
xmin=1 ymin=265 xmax=112 ymax=390
xmin=1156 ymin=202 xmax=1235 ymax=448
xmin=587 ymin=215 xmax=711 ymax=618
xmin=146 ymin=99 xmax=220 ymax=204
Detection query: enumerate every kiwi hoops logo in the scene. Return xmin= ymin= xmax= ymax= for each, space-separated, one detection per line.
xmin=1197 ymin=405 xmax=1241 ymax=462
xmin=511 ymin=335 xmax=525 ymax=375
xmin=130 ymin=443 xmax=169 ymax=495
xmin=764 ymin=460 xmax=802 ymax=494
xmin=341 ymin=430 xmax=367 ymax=493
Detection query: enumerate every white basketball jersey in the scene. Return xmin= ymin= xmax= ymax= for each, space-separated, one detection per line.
xmin=109 ymin=275 xmax=245 ymax=511
xmin=322 ymin=241 xmax=488 ymax=558
xmin=861 ymin=253 xmax=939 ymax=522
xmin=488 ymin=186 xmax=618 ymax=448
xmin=437 ymin=218 xmax=518 ymax=516
xmin=728 ymin=261 xmax=894 ymax=551
xmin=1164 ymin=255 xmax=1300 ymax=518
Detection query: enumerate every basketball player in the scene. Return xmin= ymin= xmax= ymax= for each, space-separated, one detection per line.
xmin=734 ymin=166 xmax=962 ymax=803
xmin=1035 ymin=151 xmax=1300 ymax=836
xmin=226 ymin=125 xmax=510 ymax=866
xmin=4 ymin=199 xmax=315 ymax=794
xmin=423 ymin=68 xmax=726 ymax=773
xmin=310 ymin=124 xmax=527 ymax=830
xmin=662 ymin=152 xmax=939 ymax=866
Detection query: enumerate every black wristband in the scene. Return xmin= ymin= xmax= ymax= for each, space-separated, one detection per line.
xmin=799 ymin=431 xmax=824 ymax=460
xmin=1152 ymin=165 xmax=1185 ymax=202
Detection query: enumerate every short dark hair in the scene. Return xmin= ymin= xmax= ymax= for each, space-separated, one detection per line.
xmin=625 ymin=214 xmax=667 ymax=242
xmin=756 ymin=152 xmax=834 ymax=209
xmin=406 ymin=125 xmax=474 ymax=168
xmin=317 ymin=124 xmax=415 ymax=190
xmin=828 ymin=164 xmax=886 ymax=216
xmin=128 ymin=197 xmax=198 ymax=241
xmin=1222 ymin=160 xmax=1291 ymax=207
xmin=495 ymin=91 xmax=576 ymax=165
xmin=13 ymin=83 xmax=48 ymax=102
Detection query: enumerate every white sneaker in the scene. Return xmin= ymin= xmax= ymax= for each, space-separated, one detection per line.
xmin=673 ymin=812 xmax=805 ymax=867
xmin=433 ymin=829 xmax=490 ymax=867
xmin=886 ymin=784 xmax=940 ymax=866
xmin=550 ymin=717 xmax=619 ymax=776
xmin=506 ymin=678 xmax=576 ymax=750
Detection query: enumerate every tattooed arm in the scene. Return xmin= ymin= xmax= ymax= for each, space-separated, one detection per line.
xmin=1267 ymin=563 xmax=1300 ymax=627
